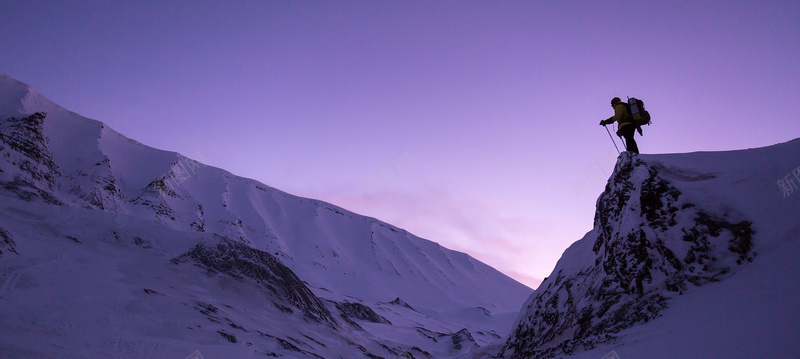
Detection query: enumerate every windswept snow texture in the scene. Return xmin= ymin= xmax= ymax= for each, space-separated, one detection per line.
xmin=501 ymin=143 xmax=800 ymax=358
xmin=0 ymin=73 xmax=532 ymax=358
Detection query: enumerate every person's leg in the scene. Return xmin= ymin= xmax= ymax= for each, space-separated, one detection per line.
xmin=621 ymin=125 xmax=639 ymax=154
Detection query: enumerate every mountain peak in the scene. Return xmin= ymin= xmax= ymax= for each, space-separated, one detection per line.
xmin=500 ymin=142 xmax=800 ymax=358
xmin=0 ymin=73 xmax=64 ymax=118
xmin=0 ymin=73 xmax=532 ymax=358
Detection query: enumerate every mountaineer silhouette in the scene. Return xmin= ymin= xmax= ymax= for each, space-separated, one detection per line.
xmin=600 ymin=97 xmax=641 ymax=154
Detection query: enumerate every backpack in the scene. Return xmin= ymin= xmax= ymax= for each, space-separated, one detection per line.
xmin=626 ymin=97 xmax=651 ymax=127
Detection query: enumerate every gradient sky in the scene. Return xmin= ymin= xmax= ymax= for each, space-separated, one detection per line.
xmin=2 ymin=0 xmax=799 ymax=288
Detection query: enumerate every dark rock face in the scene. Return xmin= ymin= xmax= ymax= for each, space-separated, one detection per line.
xmin=0 ymin=112 xmax=63 ymax=205
xmin=389 ymin=297 xmax=416 ymax=311
xmin=336 ymin=301 xmax=392 ymax=325
xmin=130 ymin=180 xmax=182 ymax=223
xmin=65 ymin=154 xmax=124 ymax=212
xmin=0 ymin=227 xmax=17 ymax=256
xmin=450 ymin=328 xmax=477 ymax=351
xmin=0 ymin=113 xmax=124 ymax=210
xmin=256 ymin=331 xmax=326 ymax=359
xmin=415 ymin=327 xmax=478 ymax=353
xmin=172 ymin=237 xmax=337 ymax=326
xmin=501 ymin=154 xmax=755 ymax=359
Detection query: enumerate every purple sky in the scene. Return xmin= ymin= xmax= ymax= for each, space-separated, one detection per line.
xmin=2 ymin=1 xmax=799 ymax=288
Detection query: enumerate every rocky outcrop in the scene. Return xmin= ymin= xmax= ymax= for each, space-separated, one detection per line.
xmin=0 ymin=112 xmax=62 ymax=205
xmin=172 ymin=237 xmax=337 ymax=326
xmin=500 ymin=153 xmax=755 ymax=359
xmin=336 ymin=301 xmax=392 ymax=325
xmin=65 ymin=154 xmax=125 ymax=212
xmin=0 ymin=227 xmax=17 ymax=256
xmin=0 ymin=113 xmax=125 ymax=211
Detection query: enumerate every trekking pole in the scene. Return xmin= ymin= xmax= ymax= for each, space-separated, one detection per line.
xmin=604 ymin=125 xmax=621 ymax=155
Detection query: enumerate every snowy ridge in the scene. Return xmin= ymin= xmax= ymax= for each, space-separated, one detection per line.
xmin=0 ymin=73 xmax=529 ymax=311
xmin=0 ymin=73 xmax=531 ymax=358
xmin=499 ymin=141 xmax=800 ymax=358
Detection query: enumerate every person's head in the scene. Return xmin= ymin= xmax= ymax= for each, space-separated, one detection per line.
xmin=611 ymin=97 xmax=622 ymax=106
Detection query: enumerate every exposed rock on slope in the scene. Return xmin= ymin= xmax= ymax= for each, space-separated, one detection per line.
xmin=500 ymin=153 xmax=756 ymax=359
xmin=0 ymin=72 xmax=532 ymax=358
xmin=0 ymin=112 xmax=62 ymax=205
xmin=172 ymin=237 xmax=338 ymax=326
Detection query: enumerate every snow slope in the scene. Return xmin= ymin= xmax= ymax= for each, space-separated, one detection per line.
xmin=0 ymin=73 xmax=532 ymax=358
xmin=500 ymin=142 xmax=800 ymax=358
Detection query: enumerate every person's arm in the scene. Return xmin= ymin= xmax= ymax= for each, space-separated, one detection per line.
xmin=601 ymin=104 xmax=626 ymax=125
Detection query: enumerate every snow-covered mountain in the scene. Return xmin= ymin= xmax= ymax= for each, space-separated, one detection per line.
xmin=6 ymin=71 xmax=798 ymax=359
xmin=499 ymin=142 xmax=800 ymax=358
xmin=0 ymin=73 xmax=532 ymax=358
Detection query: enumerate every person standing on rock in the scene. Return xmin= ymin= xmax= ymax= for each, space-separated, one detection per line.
xmin=600 ymin=97 xmax=640 ymax=154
